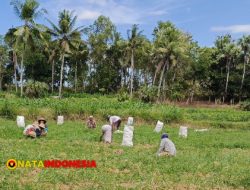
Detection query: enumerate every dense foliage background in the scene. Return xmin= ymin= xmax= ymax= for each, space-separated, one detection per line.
xmin=0 ymin=0 xmax=249 ymax=103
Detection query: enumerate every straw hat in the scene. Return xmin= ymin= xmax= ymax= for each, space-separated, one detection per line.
xmin=38 ymin=117 xmax=46 ymax=124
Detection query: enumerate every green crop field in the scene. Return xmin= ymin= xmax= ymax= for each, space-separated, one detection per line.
xmin=0 ymin=113 xmax=250 ymax=189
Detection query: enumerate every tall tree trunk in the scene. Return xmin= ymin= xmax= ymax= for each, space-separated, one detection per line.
xmin=121 ymin=67 xmax=124 ymax=88
xmin=153 ymin=70 xmax=157 ymax=86
xmin=224 ymin=58 xmax=231 ymax=103
xmin=239 ymin=55 xmax=248 ymax=101
xmin=190 ymin=80 xmax=195 ymax=104
xmin=157 ymin=61 xmax=167 ymax=100
xmin=74 ymin=62 xmax=78 ymax=93
xmin=59 ymin=54 xmax=65 ymax=98
xmin=162 ymin=77 xmax=166 ymax=101
xmin=51 ymin=59 xmax=55 ymax=93
xmin=144 ymin=70 xmax=148 ymax=86
xmin=130 ymin=49 xmax=134 ymax=98
xmin=13 ymin=51 xmax=18 ymax=92
xmin=124 ymin=68 xmax=127 ymax=87
xmin=20 ymin=52 xmax=24 ymax=97
xmin=0 ymin=62 xmax=2 ymax=91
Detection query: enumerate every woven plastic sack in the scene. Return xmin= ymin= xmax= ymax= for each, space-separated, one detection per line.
xmin=57 ymin=116 xmax=64 ymax=125
xmin=127 ymin=117 xmax=134 ymax=125
xmin=122 ymin=125 xmax=134 ymax=147
xmin=154 ymin=121 xmax=163 ymax=133
xmin=17 ymin=116 xmax=25 ymax=128
xmin=179 ymin=126 xmax=188 ymax=138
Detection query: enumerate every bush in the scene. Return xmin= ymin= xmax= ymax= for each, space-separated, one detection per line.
xmin=0 ymin=101 xmax=17 ymax=119
xmin=240 ymin=100 xmax=250 ymax=111
xmin=24 ymin=81 xmax=49 ymax=98
xmin=161 ymin=106 xmax=184 ymax=123
xmin=138 ymin=86 xmax=157 ymax=103
xmin=117 ymin=89 xmax=129 ymax=102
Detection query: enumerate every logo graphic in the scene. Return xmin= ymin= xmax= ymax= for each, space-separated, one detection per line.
xmin=6 ymin=159 xmax=17 ymax=170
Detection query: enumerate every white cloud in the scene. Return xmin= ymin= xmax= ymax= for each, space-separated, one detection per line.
xmin=211 ymin=25 xmax=250 ymax=33
xmin=41 ymin=0 xmax=188 ymax=25
xmin=78 ymin=10 xmax=101 ymax=20
xmin=86 ymin=0 xmax=108 ymax=6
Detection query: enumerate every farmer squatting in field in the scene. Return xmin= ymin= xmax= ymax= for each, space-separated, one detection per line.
xmin=23 ymin=117 xmax=48 ymax=138
xmin=157 ymin=133 xmax=176 ymax=156
xmin=86 ymin=115 xmax=96 ymax=129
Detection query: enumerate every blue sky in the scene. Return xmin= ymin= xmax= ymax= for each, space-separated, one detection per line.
xmin=1 ymin=0 xmax=249 ymax=46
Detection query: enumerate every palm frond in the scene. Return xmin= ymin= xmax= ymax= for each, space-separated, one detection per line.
xmin=33 ymin=8 xmax=47 ymax=19
xmin=46 ymin=18 xmax=61 ymax=36
xmin=69 ymin=15 xmax=77 ymax=32
xmin=10 ymin=0 xmax=22 ymax=19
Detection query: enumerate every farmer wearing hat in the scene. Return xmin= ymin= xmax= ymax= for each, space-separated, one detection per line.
xmin=157 ymin=133 xmax=176 ymax=156
xmin=86 ymin=115 xmax=96 ymax=129
xmin=107 ymin=115 xmax=121 ymax=131
xmin=35 ymin=117 xmax=48 ymax=137
xmin=23 ymin=117 xmax=48 ymax=138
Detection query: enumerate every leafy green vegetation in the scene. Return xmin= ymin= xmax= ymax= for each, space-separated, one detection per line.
xmin=0 ymin=0 xmax=249 ymax=103
xmin=0 ymin=96 xmax=250 ymax=129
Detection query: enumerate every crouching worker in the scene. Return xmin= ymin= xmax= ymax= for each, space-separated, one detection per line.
xmin=23 ymin=121 xmax=38 ymax=138
xmin=107 ymin=115 xmax=121 ymax=131
xmin=36 ymin=117 xmax=48 ymax=137
xmin=157 ymin=133 xmax=176 ymax=157
xmin=23 ymin=117 xmax=48 ymax=138
xmin=86 ymin=116 xmax=96 ymax=129
xmin=100 ymin=124 xmax=113 ymax=143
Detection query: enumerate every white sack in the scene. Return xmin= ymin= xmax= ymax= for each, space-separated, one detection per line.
xmin=154 ymin=121 xmax=164 ymax=133
xmin=57 ymin=116 xmax=64 ymax=125
xmin=179 ymin=126 xmax=188 ymax=138
xmin=122 ymin=125 xmax=134 ymax=147
xmin=17 ymin=116 xmax=25 ymax=128
xmin=127 ymin=117 xmax=134 ymax=126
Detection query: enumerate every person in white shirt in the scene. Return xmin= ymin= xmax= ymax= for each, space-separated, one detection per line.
xmin=107 ymin=115 xmax=121 ymax=131
xmin=157 ymin=133 xmax=176 ymax=156
xmin=100 ymin=124 xmax=112 ymax=143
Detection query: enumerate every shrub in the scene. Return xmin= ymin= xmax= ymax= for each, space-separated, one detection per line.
xmin=24 ymin=81 xmax=49 ymax=98
xmin=240 ymin=100 xmax=250 ymax=111
xmin=138 ymin=85 xmax=157 ymax=103
xmin=117 ymin=89 xmax=129 ymax=102
xmin=161 ymin=106 xmax=184 ymax=123
xmin=0 ymin=101 xmax=17 ymax=119
xmin=27 ymin=106 xmax=39 ymax=120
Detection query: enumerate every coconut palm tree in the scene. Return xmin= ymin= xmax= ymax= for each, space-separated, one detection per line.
xmin=42 ymin=33 xmax=58 ymax=93
xmin=10 ymin=0 xmax=46 ymax=96
xmin=4 ymin=28 xmax=19 ymax=92
xmin=0 ymin=40 xmax=9 ymax=91
xmin=71 ymin=41 xmax=88 ymax=93
xmin=47 ymin=10 xmax=84 ymax=98
xmin=238 ymin=35 xmax=250 ymax=101
xmin=127 ymin=24 xmax=143 ymax=98
xmin=215 ymin=35 xmax=240 ymax=102
xmin=152 ymin=21 xmax=189 ymax=101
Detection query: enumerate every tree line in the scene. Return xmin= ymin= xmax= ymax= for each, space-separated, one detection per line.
xmin=0 ymin=0 xmax=249 ymax=103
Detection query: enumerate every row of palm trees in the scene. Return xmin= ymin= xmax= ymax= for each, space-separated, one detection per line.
xmin=6 ymin=0 xmax=88 ymax=97
xmin=6 ymin=0 xmax=143 ymax=98
xmin=3 ymin=0 xmax=250 ymax=101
